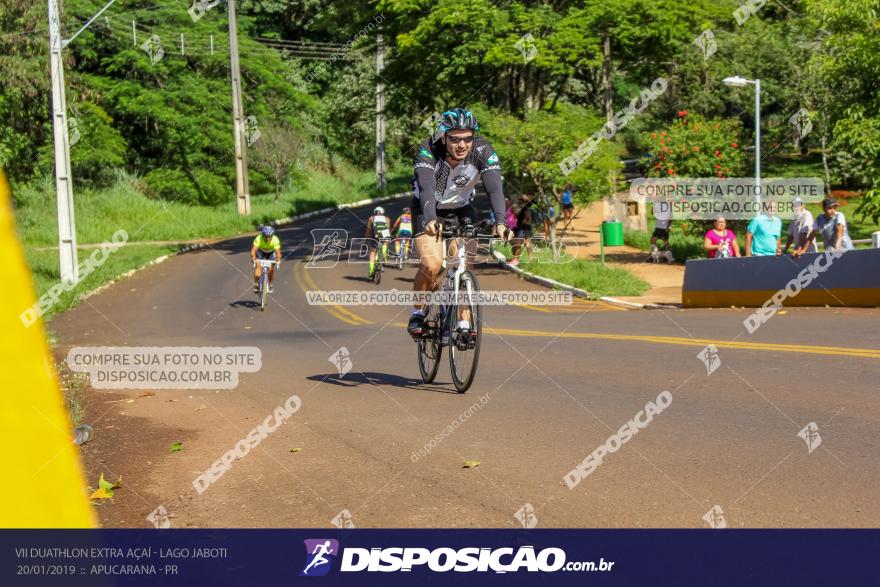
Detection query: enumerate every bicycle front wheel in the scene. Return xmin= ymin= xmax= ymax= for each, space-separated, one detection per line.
xmin=417 ymin=303 xmax=443 ymax=383
xmin=260 ymin=274 xmax=268 ymax=311
xmin=448 ymin=270 xmax=481 ymax=392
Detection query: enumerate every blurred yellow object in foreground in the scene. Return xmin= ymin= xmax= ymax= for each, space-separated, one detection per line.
xmin=0 ymin=169 xmax=95 ymax=527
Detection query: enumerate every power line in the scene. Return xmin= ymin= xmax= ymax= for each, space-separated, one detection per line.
xmin=255 ymin=37 xmax=348 ymax=50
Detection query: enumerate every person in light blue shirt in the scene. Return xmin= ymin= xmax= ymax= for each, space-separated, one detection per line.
xmin=745 ymin=204 xmax=782 ymax=256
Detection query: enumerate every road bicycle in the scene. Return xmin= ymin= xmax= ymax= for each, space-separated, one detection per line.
xmin=253 ymin=259 xmax=279 ymax=311
xmin=370 ymin=240 xmax=388 ymax=285
xmin=416 ymin=217 xmax=489 ymax=393
xmin=394 ymin=235 xmax=413 ymax=270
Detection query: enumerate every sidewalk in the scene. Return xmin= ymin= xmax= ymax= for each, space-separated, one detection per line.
xmin=554 ymin=201 xmax=683 ymax=306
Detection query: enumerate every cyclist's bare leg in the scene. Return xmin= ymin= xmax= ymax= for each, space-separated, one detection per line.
xmin=368 ymin=246 xmax=377 ymax=274
xmin=413 ymin=232 xmax=444 ymax=312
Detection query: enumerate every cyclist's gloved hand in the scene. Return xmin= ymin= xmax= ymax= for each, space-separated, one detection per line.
xmin=494 ymin=223 xmax=512 ymax=242
xmin=425 ymin=220 xmax=441 ymax=237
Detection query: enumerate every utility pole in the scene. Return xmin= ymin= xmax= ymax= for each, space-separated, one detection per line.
xmin=375 ymin=33 xmax=387 ymax=193
xmin=602 ymin=30 xmax=616 ymax=193
xmin=48 ymin=0 xmax=78 ymax=284
xmin=228 ymin=0 xmax=251 ymax=214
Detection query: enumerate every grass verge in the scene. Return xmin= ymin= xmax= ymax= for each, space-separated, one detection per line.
xmin=14 ymin=166 xmax=411 ymax=320
xmin=14 ymin=168 xmax=409 ymax=247
xmin=497 ymin=244 xmax=650 ymax=297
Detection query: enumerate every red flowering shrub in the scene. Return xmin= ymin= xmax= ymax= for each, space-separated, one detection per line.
xmin=644 ymin=113 xmax=746 ymax=178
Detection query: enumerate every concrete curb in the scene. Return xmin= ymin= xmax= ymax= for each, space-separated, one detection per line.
xmin=492 ymin=251 xmax=676 ymax=310
xmin=267 ymin=191 xmax=411 ymax=227
xmin=77 ymin=193 xmax=411 ymax=305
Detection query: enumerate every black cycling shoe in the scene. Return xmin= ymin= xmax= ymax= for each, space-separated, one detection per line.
xmin=407 ymin=314 xmax=426 ymax=337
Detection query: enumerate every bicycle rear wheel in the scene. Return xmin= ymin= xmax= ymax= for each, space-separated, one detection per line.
xmin=448 ymin=270 xmax=481 ymax=392
xmin=417 ymin=303 xmax=443 ymax=383
xmin=373 ymin=257 xmax=382 ymax=285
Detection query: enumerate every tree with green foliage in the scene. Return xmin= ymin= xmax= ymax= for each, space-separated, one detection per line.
xmin=806 ymin=0 xmax=880 ymax=223
xmin=0 ymin=1 xmax=50 ymax=179
xmin=250 ymin=123 xmax=305 ymax=204
xmin=475 ymin=103 xmax=621 ymax=204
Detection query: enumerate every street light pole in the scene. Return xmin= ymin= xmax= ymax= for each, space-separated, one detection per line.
xmin=754 ymin=78 xmax=761 ymax=201
xmin=722 ymin=76 xmax=761 ymax=204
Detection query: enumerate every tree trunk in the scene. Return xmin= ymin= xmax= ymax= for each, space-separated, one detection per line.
xmin=602 ymin=31 xmax=616 ymax=194
xmin=602 ymin=31 xmax=613 ymax=128
xmin=821 ymin=134 xmax=832 ymax=197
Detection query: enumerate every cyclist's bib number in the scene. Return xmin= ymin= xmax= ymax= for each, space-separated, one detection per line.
xmin=379 ymin=229 xmax=391 ymax=239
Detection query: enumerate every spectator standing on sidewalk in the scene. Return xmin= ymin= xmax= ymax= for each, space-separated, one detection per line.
xmin=650 ymin=196 xmax=673 ymax=262
xmin=651 ymin=198 xmax=672 ymax=250
xmin=794 ymin=198 xmax=853 ymax=256
xmin=704 ymin=216 xmax=740 ymax=258
xmin=509 ymin=195 xmax=534 ymax=266
xmin=782 ymin=197 xmax=817 ymax=255
xmin=745 ymin=203 xmax=782 ymax=256
xmin=561 ymin=184 xmax=575 ymax=229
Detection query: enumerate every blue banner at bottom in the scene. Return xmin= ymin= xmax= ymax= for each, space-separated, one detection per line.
xmin=2 ymin=529 xmax=877 ymax=586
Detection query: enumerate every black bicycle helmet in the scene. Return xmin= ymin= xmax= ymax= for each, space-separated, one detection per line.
xmin=438 ymin=108 xmax=479 ymax=133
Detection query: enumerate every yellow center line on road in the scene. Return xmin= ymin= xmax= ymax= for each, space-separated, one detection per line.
xmin=391 ymin=323 xmax=880 ymax=359
xmin=294 ymin=262 xmax=374 ymax=326
xmin=513 ymin=299 xmax=626 ymax=313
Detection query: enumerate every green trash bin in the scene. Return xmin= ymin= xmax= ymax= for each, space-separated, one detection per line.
xmin=601 ymin=220 xmax=624 ymax=246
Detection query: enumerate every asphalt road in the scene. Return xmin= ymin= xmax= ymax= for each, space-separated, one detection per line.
xmin=52 ymin=200 xmax=880 ymax=528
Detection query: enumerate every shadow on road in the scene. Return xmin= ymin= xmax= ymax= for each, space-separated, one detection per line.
xmin=307 ymin=372 xmax=460 ymax=394
xmin=229 ymin=300 xmax=261 ymax=311
xmin=343 ymin=275 xmax=376 ymax=284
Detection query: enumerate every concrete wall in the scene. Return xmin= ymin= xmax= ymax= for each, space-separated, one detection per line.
xmin=603 ymin=192 xmax=647 ymax=232
xmin=682 ymin=248 xmax=880 ymax=308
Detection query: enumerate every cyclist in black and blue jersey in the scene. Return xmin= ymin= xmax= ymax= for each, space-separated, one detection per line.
xmin=407 ymin=108 xmax=511 ymax=336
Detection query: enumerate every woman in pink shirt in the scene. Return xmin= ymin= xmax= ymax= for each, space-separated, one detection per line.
xmin=704 ymin=216 xmax=740 ymax=258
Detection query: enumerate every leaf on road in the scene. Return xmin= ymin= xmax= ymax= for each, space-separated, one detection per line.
xmin=289 ymin=448 xmax=302 ymax=453
xmin=125 ymin=399 xmax=135 ymax=403
xmin=98 ymin=473 xmax=122 ymax=491
xmin=137 ymin=391 xmax=155 ymax=398
xmin=462 ymin=460 xmax=480 ymax=469
xmin=90 ymin=487 xmax=113 ymax=500
xmin=170 ymin=441 xmax=183 ymax=453
xmin=91 ymin=473 xmax=121 ymax=499
xmin=778 ymin=311 xmax=787 ymax=315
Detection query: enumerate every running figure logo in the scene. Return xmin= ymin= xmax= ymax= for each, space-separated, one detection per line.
xmin=798 ymin=422 xmax=822 ymax=454
xmin=702 ymin=505 xmax=727 ymax=529
xmin=514 ymin=503 xmax=538 ymax=528
xmin=328 ymin=347 xmax=352 ymax=378
xmin=300 ymin=539 xmax=340 ymax=577
xmin=308 ymin=229 xmax=348 ymax=268
xmin=697 ymin=344 xmax=721 ymax=375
